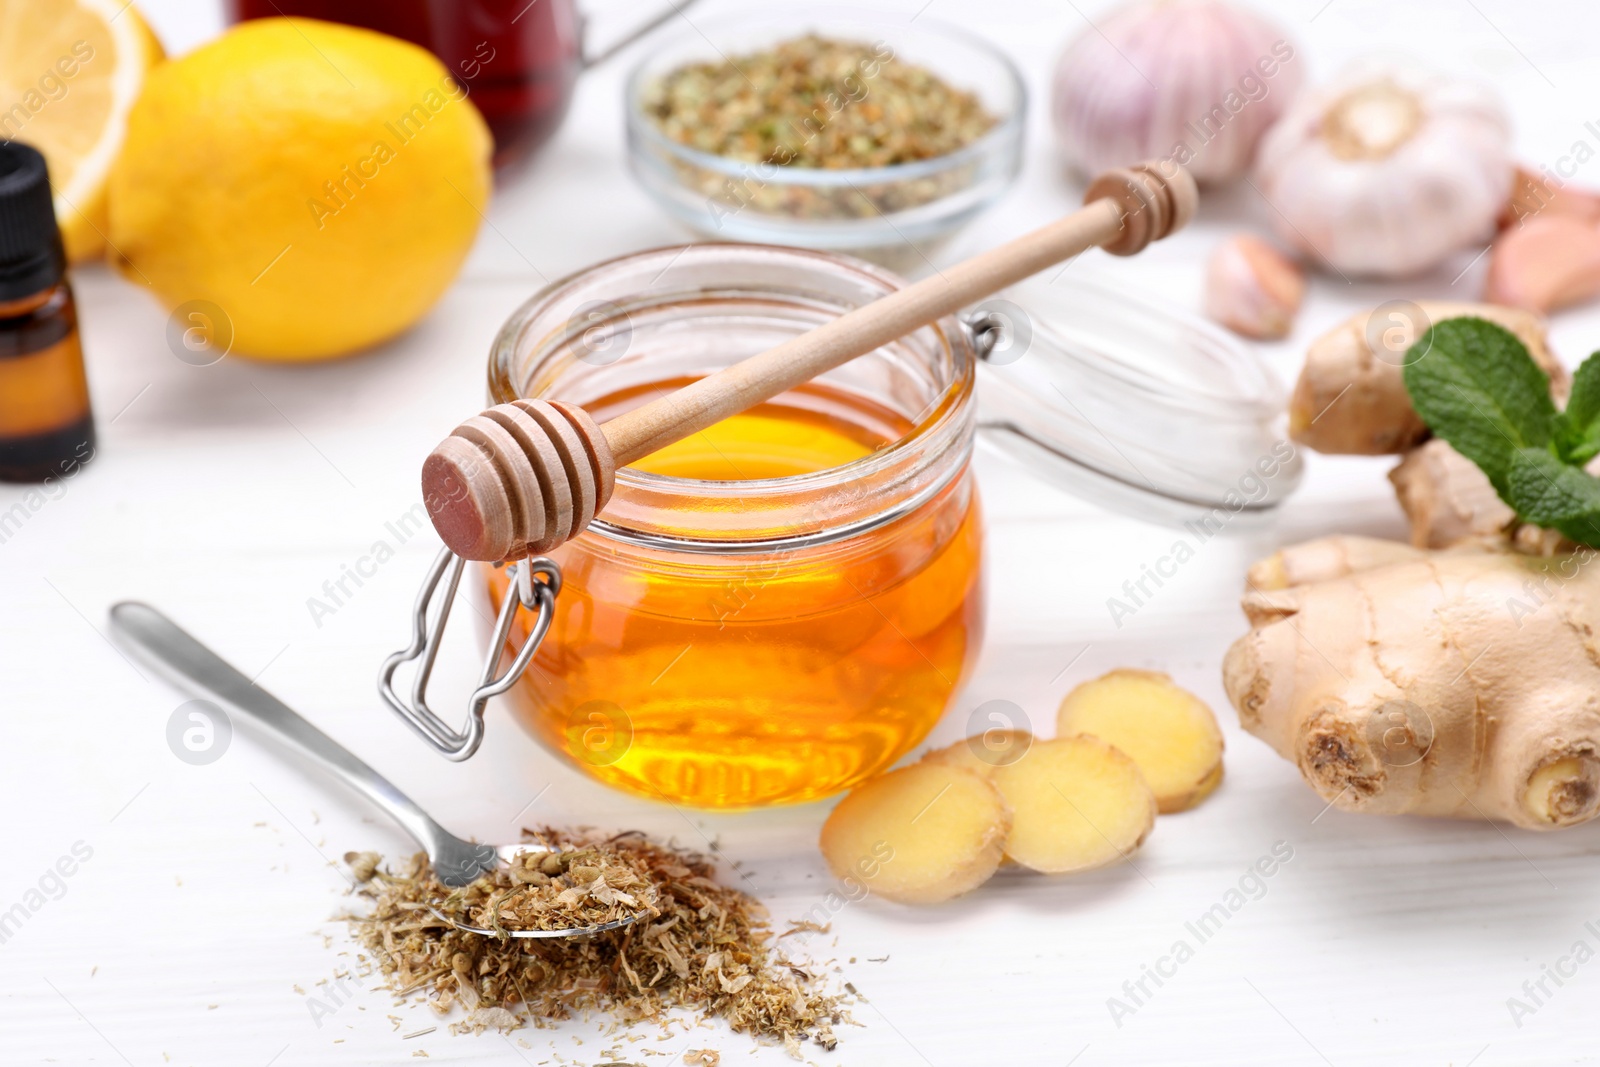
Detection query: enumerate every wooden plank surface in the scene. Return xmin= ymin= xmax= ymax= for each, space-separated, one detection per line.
xmin=4 ymin=2 xmax=1600 ymax=1064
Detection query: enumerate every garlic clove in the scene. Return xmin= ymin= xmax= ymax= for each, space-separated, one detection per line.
xmin=1204 ymin=234 xmax=1304 ymax=340
xmin=1485 ymin=214 xmax=1600 ymax=314
xmin=1500 ymin=166 xmax=1600 ymax=229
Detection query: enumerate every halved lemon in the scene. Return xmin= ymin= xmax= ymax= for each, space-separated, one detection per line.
xmin=0 ymin=0 xmax=162 ymax=262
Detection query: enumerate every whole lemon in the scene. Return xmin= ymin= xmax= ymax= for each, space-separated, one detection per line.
xmin=108 ymin=18 xmax=491 ymax=360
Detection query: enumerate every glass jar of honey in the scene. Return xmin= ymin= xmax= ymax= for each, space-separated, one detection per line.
xmin=483 ymin=245 xmax=982 ymax=809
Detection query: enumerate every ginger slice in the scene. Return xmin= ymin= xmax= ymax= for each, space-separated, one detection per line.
xmin=921 ymin=729 xmax=1034 ymax=775
xmin=819 ymin=761 xmax=1010 ymax=904
xmin=989 ymin=736 xmax=1156 ymax=874
xmin=1056 ymin=670 xmax=1225 ymax=813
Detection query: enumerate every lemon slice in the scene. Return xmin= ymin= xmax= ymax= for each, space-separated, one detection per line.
xmin=0 ymin=0 xmax=162 ymax=262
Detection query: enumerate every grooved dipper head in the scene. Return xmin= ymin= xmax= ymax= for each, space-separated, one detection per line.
xmin=1085 ymin=163 xmax=1199 ymax=256
xmin=422 ymin=399 xmax=615 ymax=561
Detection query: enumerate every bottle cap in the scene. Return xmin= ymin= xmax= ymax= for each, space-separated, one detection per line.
xmin=0 ymin=141 xmax=66 ymax=303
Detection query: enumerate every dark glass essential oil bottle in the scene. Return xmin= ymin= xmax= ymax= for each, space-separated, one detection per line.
xmin=0 ymin=140 xmax=94 ymax=483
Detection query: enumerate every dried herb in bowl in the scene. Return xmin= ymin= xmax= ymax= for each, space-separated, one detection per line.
xmin=343 ymin=829 xmax=846 ymax=1053
xmin=628 ymin=28 xmax=1022 ymax=268
xmin=643 ymin=34 xmax=997 ymax=170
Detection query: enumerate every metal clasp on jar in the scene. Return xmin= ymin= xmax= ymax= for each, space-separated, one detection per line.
xmin=378 ymin=548 xmax=561 ymax=761
xmin=964 ymin=301 xmax=1033 ymax=366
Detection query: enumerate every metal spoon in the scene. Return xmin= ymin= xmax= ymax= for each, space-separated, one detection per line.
xmin=107 ymin=600 xmax=641 ymax=939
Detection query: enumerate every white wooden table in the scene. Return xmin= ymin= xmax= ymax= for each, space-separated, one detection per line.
xmin=7 ymin=1 xmax=1600 ymax=1063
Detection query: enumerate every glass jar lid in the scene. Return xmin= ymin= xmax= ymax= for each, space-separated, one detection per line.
xmin=973 ymin=276 xmax=1300 ymax=527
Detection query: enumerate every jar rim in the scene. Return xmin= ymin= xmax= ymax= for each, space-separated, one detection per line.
xmin=487 ymin=243 xmax=976 ymax=550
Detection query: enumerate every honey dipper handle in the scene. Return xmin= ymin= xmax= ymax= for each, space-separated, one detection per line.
xmin=602 ymin=163 xmax=1197 ymax=466
xmin=422 ymin=163 xmax=1196 ymax=561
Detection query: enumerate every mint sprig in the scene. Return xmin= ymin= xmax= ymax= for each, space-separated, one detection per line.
xmin=1554 ymin=354 xmax=1600 ymax=465
xmin=1401 ymin=317 xmax=1600 ymax=547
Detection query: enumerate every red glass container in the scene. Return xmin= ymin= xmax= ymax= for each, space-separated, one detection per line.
xmin=228 ymin=0 xmax=582 ymax=171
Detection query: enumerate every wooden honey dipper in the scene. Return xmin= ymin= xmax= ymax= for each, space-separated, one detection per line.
xmin=423 ymin=163 xmax=1198 ymax=562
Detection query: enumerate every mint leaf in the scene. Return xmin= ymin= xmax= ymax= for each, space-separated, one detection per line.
xmin=1507 ymin=448 xmax=1600 ymax=522
xmin=1402 ymin=318 xmax=1600 ymax=547
xmin=1556 ymin=352 xmax=1600 ymax=464
xmin=1506 ymin=447 xmax=1600 ymax=545
xmin=1403 ymin=317 xmax=1558 ymax=490
xmin=1566 ymin=352 xmax=1600 ymax=426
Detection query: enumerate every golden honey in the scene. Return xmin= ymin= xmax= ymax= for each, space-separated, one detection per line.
xmin=489 ymin=379 xmax=983 ymax=809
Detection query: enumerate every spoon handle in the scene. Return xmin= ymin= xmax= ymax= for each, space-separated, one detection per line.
xmin=108 ymin=601 xmax=453 ymax=858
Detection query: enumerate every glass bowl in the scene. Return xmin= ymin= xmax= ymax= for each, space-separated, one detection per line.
xmin=623 ymin=8 xmax=1026 ymax=273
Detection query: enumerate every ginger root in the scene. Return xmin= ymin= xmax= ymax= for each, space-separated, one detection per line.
xmin=1387 ymin=438 xmax=1518 ymax=548
xmin=1388 ymin=438 xmax=1584 ymax=555
xmin=1247 ymin=533 xmax=1426 ymax=589
xmin=1288 ymin=301 xmax=1562 ymax=456
xmin=1056 ymin=670 xmax=1225 ymax=813
xmin=1287 ymin=301 xmax=1573 ymax=552
xmin=819 ymin=761 xmax=1009 ymax=904
xmin=1224 ymin=535 xmax=1600 ymax=830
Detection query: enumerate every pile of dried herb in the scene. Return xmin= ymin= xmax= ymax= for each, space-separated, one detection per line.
xmin=343 ymin=829 xmax=844 ymax=1054
xmin=397 ymin=839 xmax=658 ymax=936
xmin=644 ymin=35 xmax=996 ymax=170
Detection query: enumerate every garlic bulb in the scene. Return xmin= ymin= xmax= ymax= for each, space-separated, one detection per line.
xmin=1253 ymin=66 xmax=1512 ymax=277
xmin=1052 ymin=0 xmax=1302 ymax=183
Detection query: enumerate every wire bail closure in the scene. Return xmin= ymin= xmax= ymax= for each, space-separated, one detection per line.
xmin=964 ymin=309 xmax=1007 ymax=362
xmin=378 ymin=546 xmax=560 ymax=761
